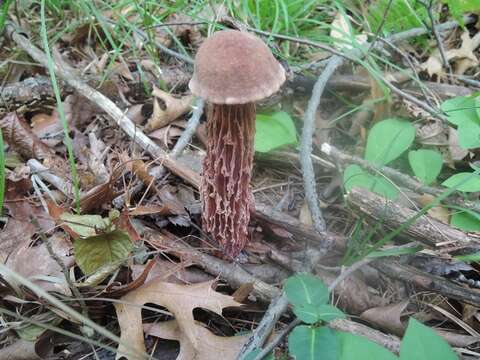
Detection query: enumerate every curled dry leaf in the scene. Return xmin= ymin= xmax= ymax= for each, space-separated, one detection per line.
xmin=145 ymin=86 xmax=193 ymax=132
xmin=418 ymin=194 xmax=450 ymax=224
xmin=0 ymin=112 xmax=56 ymax=160
xmin=148 ymin=120 xmax=186 ymax=148
xmin=360 ymin=300 xmax=409 ymax=336
xmin=448 ymin=127 xmax=469 ymax=161
xmin=115 ymin=280 xmax=244 ymax=360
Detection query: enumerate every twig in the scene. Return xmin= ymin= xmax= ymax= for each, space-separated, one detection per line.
xmin=237 ymin=294 xmax=289 ymax=360
xmin=252 ymin=318 xmax=301 ymax=360
xmin=171 ymin=98 xmax=205 ymax=158
xmin=27 ymin=159 xmax=71 ymax=197
xmin=300 ymin=56 xmax=343 ymax=235
xmin=423 ymin=0 xmax=454 ymax=76
xmin=373 ymin=258 xmax=480 ymax=307
xmin=6 ymin=22 xmax=201 ymax=189
xmin=149 ymin=98 xmax=204 ymax=180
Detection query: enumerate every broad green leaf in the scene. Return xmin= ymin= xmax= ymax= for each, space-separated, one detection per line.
xmin=316 ymin=304 xmax=345 ymax=322
xmin=284 ymin=274 xmax=329 ymax=308
xmin=60 ymin=213 xmax=110 ymax=238
xmin=408 ymin=150 xmax=443 ymax=185
xmin=400 ymin=318 xmax=458 ymax=360
xmin=343 ymin=165 xmax=398 ymax=199
xmin=74 ymin=229 xmax=133 ymax=275
xmin=451 ymin=210 xmax=480 ymax=232
xmin=364 ymin=118 xmax=415 ymax=165
xmin=337 ymin=331 xmax=398 ymax=360
xmin=288 ymin=326 xmax=338 ymax=360
xmin=292 ymin=303 xmax=324 ymax=324
xmin=457 ymin=119 xmax=480 ymax=149
xmin=442 ymin=172 xmax=480 ymax=192
xmin=441 ymin=95 xmax=479 ymax=126
xmin=255 ymin=111 xmax=297 ymax=153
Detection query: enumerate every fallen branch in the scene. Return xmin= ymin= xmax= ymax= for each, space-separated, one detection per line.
xmin=322 ymin=143 xmax=480 ymax=213
xmin=373 ymin=258 xmax=480 ymax=307
xmin=347 ymin=187 xmax=480 ymax=251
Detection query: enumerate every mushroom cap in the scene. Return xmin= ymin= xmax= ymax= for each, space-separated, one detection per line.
xmin=189 ymin=30 xmax=286 ymax=104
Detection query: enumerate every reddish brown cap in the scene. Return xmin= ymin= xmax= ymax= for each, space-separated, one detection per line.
xmin=189 ymin=30 xmax=286 ymax=104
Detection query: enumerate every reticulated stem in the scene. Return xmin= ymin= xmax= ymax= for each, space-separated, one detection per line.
xmin=202 ymin=103 xmax=256 ymax=257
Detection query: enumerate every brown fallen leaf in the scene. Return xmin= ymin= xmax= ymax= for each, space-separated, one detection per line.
xmin=418 ymin=194 xmax=450 ymax=224
xmin=360 ymin=300 xmax=409 ymax=336
xmin=0 ymin=112 xmax=56 ymax=160
xmin=145 ymin=86 xmax=193 ymax=132
xmin=145 ymin=320 xmax=249 ymax=360
xmin=148 ymin=120 xmax=186 ymax=148
xmin=6 ymin=234 xmax=74 ymax=295
xmin=423 ymin=31 xmax=480 ymax=79
xmin=0 ymin=218 xmax=36 ymax=264
xmin=114 ymin=280 xmax=243 ymax=360
xmin=448 ymin=127 xmax=469 ymax=161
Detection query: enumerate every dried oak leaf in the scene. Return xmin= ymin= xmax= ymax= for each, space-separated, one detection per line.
xmin=0 ymin=112 xmax=56 ymax=160
xmin=145 ymin=87 xmax=193 ymax=132
xmin=114 ymin=279 xmax=245 ymax=360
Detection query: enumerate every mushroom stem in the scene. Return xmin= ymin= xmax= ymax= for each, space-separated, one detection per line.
xmin=202 ymin=103 xmax=256 ymax=257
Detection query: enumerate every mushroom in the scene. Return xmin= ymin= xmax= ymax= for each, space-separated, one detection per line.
xmin=189 ymin=30 xmax=285 ymax=257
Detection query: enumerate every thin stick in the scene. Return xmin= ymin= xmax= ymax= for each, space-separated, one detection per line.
xmin=300 ymin=56 xmax=343 ymax=235
xmin=237 ymin=294 xmax=289 ymax=360
xmin=171 ymin=98 xmax=205 ymax=158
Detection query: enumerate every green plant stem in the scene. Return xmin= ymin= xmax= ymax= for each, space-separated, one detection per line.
xmin=40 ymin=0 xmax=81 ymax=213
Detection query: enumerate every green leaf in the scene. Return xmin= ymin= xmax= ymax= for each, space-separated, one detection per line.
xmin=400 ymin=318 xmax=458 ymax=360
xmin=255 ymin=111 xmax=297 ymax=153
xmin=60 ymin=213 xmax=110 ymax=238
xmin=451 ymin=210 xmax=480 ymax=231
xmin=284 ymin=274 xmax=329 ymax=308
xmin=288 ymin=325 xmax=338 ymax=360
xmin=337 ymin=331 xmax=398 ymax=360
xmin=457 ymin=119 xmax=480 ymax=149
xmin=443 ymin=0 xmax=480 ymax=25
xmin=441 ymin=95 xmax=480 ymax=149
xmin=343 ymin=164 xmax=399 ymax=199
xmin=74 ymin=229 xmax=133 ymax=275
xmin=442 ymin=172 xmax=480 ymax=193
xmin=441 ymin=95 xmax=479 ymax=126
xmin=243 ymin=349 xmax=274 ymax=360
xmin=408 ymin=149 xmax=443 ymax=185
xmin=316 ymin=304 xmax=345 ymax=322
xmin=364 ymin=118 xmax=415 ymax=165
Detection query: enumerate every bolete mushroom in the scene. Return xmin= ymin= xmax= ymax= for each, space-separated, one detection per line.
xmin=189 ymin=30 xmax=285 ymax=257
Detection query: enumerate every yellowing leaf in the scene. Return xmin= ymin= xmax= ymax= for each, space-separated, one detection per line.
xmin=74 ymin=229 xmax=132 ymax=276
xmin=115 ymin=280 xmax=244 ymax=360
